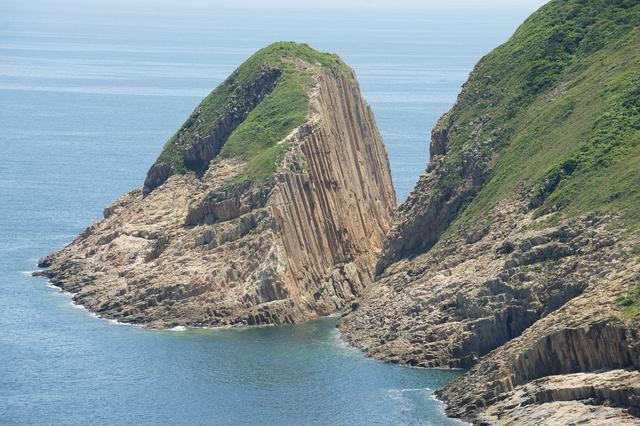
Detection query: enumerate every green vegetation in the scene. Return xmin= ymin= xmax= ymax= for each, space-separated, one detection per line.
xmin=615 ymin=279 xmax=640 ymax=319
xmin=155 ymin=42 xmax=352 ymax=183
xmin=435 ymin=0 xmax=640 ymax=234
xmin=602 ymin=315 xmax=624 ymax=324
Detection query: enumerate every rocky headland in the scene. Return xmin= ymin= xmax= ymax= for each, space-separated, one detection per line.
xmin=340 ymin=0 xmax=640 ymax=424
xmin=37 ymin=42 xmax=396 ymax=328
xmin=35 ymin=1 xmax=640 ymax=424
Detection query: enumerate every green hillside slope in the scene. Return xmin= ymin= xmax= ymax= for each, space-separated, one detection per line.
xmin=444 ymin=0 xmax=640 ymax=233
xmin=143 ymin=42 xmax=351 ymax=193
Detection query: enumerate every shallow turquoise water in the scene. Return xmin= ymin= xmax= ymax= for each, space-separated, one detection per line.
xmin=1 ymin=1 xmax=545 ymax=424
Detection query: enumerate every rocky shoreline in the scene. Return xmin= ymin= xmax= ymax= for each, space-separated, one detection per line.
xmin=339 ymin=1 xmax=640 ymax=423
xmin=36 ymin=43 xmax=396 ymax=329
xmin=34 ymin=2 xmax=640 ymax=424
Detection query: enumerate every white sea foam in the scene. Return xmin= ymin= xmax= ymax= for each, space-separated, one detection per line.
xmin=428 ymin=393 xmax=472 ymax=425
xmin=45 ymin=282 xmax=71 ymax=297
xmin=19 ymin=270 xmax=39 ymax=276
xmin=386 ymin=388 xmax=471 ymax=425
xmin=105 ymin=318 xmax=140 ymax=327
xmin=70 ymin=302 xmax=143 ymax=328
xmin=36 ymin=274 xmax=143 ymax=328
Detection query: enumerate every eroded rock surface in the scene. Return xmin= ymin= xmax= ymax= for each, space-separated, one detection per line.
xmin=477 ymin=370 xmax=640 ymax=425
xmin=340 ymin=1 xmax=640 ymax=424
xmin=341 ymin=193 xmax=640 ymax=423
xmin=37 ymin=44 xmax=396 ymax=329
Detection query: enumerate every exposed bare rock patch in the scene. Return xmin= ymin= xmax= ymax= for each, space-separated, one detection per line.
xmin=37 ymin=66 xmax=396 ymax=329
xmin=340 ymin=192 xmax=640 ymax=422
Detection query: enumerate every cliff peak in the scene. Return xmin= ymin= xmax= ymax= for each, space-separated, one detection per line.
xmin=39 ymin=43 xmax=396 ymax=328
xmin=144 ymin=41 xmax=353 ymax=194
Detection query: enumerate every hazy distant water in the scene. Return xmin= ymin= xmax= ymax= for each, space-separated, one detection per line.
xmin=0 ymin=1 xmax=545 ymax=424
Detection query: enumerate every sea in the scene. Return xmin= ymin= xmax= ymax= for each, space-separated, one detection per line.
xmin=0 ymin=1 xmax=546 ymax=424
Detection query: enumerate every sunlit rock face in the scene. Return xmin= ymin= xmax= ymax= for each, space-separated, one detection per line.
xmin=38 ymin=42 xmax=396 ymax=328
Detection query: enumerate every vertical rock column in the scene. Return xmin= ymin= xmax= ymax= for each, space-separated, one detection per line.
xmin=270 ymin=69 xmax=397 ymax=312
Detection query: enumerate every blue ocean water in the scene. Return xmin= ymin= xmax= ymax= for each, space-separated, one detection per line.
xmin=0 ymin=1 xmax=546 ymax=424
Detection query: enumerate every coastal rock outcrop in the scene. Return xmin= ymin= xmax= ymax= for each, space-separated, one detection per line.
xmin=37 ymin=42 xmax=396 ymax=328
xmin=340 ymin=1 xmax=640 ymax=424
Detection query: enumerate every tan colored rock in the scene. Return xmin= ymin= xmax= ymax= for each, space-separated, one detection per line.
xmin=339 ymin=194 xmax=640 ymax=423
xmin=339 ymin=2 xmax=640 ymax=424
xmin=38 ymin=67 xmax=396 ymax=329
xmin=478 ymin=370 xmax=640 ymax=425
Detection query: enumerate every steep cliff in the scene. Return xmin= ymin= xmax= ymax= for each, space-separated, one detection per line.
xmin=340 ymin=1 xmax=640 ymax=424
xmin=37 ymin=42 xmax=396 ymax=328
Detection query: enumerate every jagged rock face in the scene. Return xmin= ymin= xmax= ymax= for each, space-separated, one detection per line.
xmin=269 ymin=71 xmax=396 ymax=300
xmin=38 ymin=50 xmax=396 ymax=328
xmin=375 ymin=115 xmax=492 ymax=274
xmin=437 ymin=275 xmax=640 ymax=424
xmin=477 ymin=370 xmax=640 ymax=425
xmin=341 ymin=199 xmax=639 ymax=365
xmin=340 ymin=1 xmax=640 ymax=424
xmin=341 ymin=195 xmax=640 ymax=423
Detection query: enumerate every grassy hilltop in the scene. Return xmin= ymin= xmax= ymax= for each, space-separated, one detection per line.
xmin=154 ymin=42 xmax=351 ymax=185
